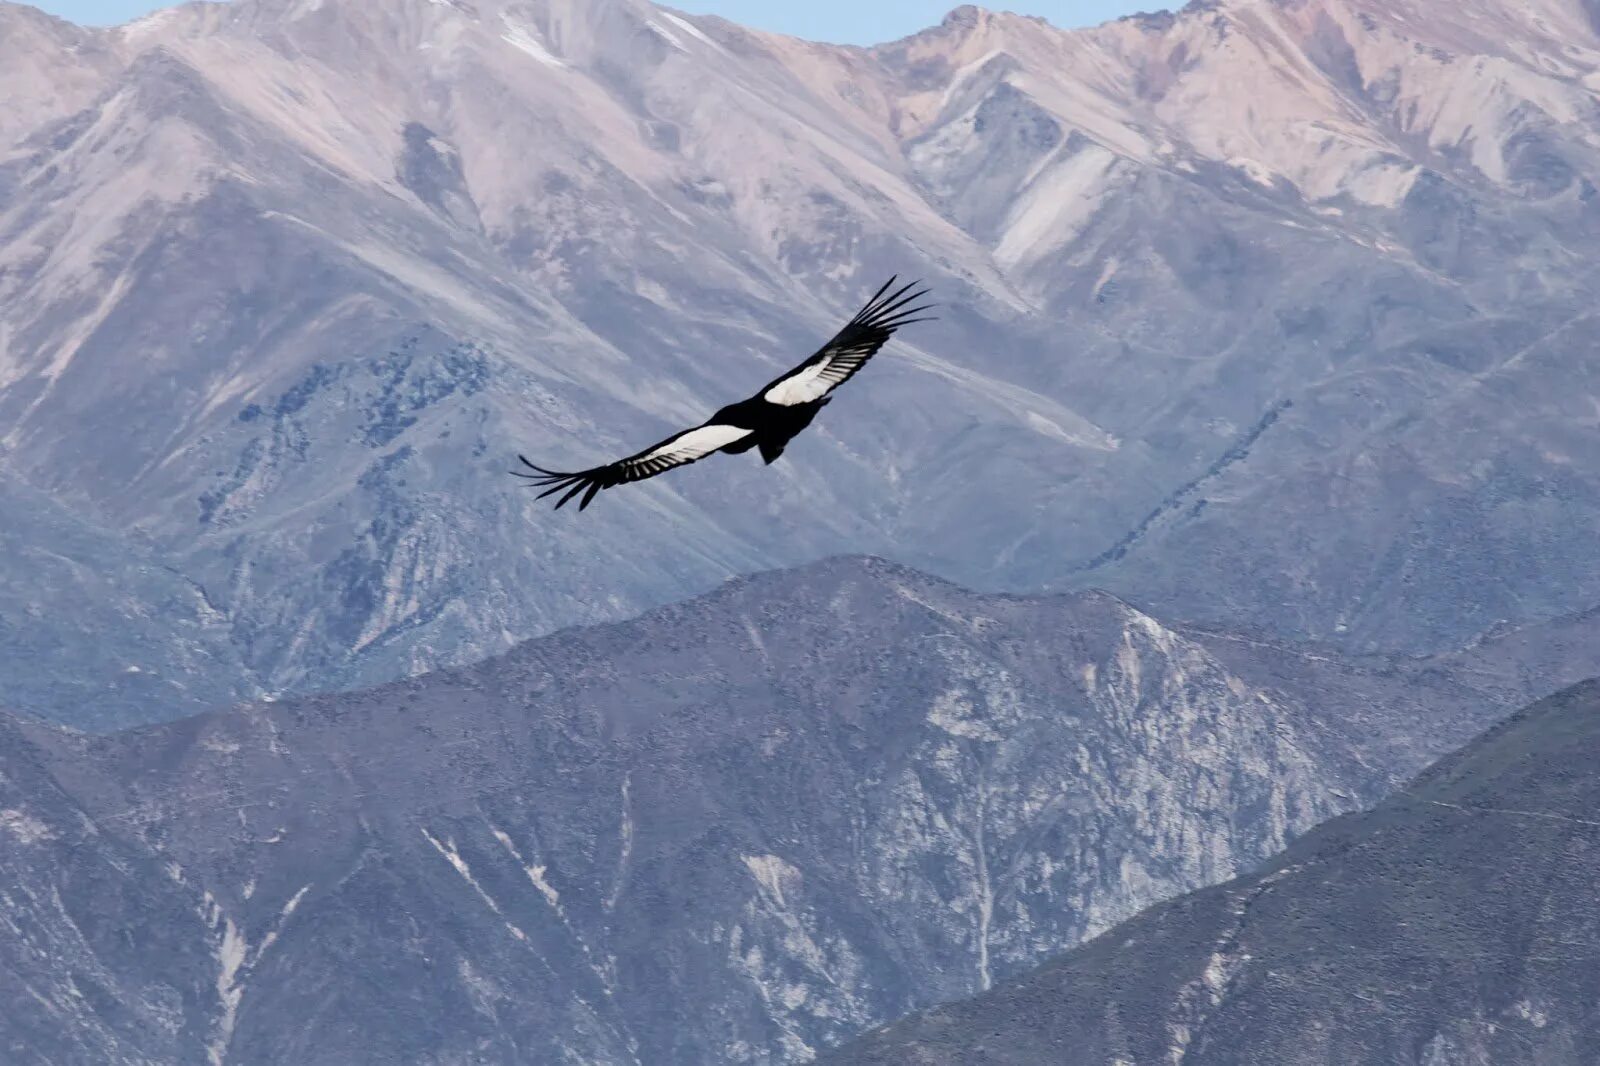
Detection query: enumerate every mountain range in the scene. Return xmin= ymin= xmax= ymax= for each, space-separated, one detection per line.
xmin=826 ymin=679 xmax=1600 ymax=1065
xmin=5 ymin=0 xmax=1600 ymax=726
xmin=4 ymin=0 xmax=1599 ymax=1059
xmin=1 ymin=555 xmax=1589 ymax=1065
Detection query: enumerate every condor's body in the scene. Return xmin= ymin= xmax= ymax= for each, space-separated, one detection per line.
xmin=707 ymin=395 xmax=831 ymax=465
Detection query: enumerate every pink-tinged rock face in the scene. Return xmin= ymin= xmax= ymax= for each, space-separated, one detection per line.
xmin=4 ymin=0 xmax=1600 ymax=728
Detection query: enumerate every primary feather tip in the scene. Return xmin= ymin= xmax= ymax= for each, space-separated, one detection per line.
xmin=512 ymin=456 xmax=605 ymax=510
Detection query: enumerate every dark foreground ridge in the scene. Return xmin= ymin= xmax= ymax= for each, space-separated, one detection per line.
xmin=825 ymin=680 xmax=1600 ymax=1065
xmin=0 ymin=555 xmax=1560 ymax=1065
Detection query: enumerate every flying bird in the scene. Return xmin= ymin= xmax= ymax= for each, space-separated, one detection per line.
xmin=515 ymin=276 xmax=934 ymax=511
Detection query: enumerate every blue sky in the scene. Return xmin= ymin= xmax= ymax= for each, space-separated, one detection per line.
xmin=31 ymin=1 xmax=1167 ymax=43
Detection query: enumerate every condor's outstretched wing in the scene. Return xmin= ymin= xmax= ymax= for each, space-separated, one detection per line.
xmin=760 ymin=277 xmax=935 ymax=407
xmin=515 ymin=422 xmax=752 ymax=510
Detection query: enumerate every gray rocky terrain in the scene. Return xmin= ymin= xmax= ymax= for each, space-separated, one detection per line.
xmin=0 ymin=555 xmax=1583 ymax=1065
xmin=827 ymin=679 xmax=1600 ymax=1066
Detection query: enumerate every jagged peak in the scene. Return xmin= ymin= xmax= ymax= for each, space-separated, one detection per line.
xmin=939 ymin=4 xmax=1055 ymax=32
xmin=872 ymin=3 xmax=1052 ymax=51
xmin=941 ymin=4 xmax=988 ymax=31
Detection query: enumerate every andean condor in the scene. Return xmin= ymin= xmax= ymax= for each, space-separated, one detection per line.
xmin=515 ymin=276 xmax=934 ymax=510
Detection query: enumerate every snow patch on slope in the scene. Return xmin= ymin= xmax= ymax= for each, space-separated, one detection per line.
xmin=422 ymin=828 xmax=529 ymax=942
xmin=995 ymin=144 xmax=1121 ymax=269
xmin=658 ymin=12 xmax=723 ymax=52
xmin=492 ymin=826 xmax=561 ymax=908
xmin=204 ymin=893 xmax=247 ymax=1066
xmin=501 ymin=18 xmax=566 ymax=69
xmin=647 ymin=19 xmax=687 ymax=52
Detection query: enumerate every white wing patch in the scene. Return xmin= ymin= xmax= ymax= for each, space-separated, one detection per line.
xmin=764 ymin=342 xmax=880 ymax=407
xmin=764 ymin=363 xmax=829 ymax=406
xmin=641 ymin=423 xmax=751 ymax=464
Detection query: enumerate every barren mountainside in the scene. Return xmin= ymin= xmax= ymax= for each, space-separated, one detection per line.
xmin=3 ymin=2 xmax=1598 ymax=1061
xmin=826 ymin=680 xmax=1600 ymax=1066
xmin=0 ymin=557 xmax=1580 ymax=1065
xmin=3 ymin=0 xmax=1600 ymax=724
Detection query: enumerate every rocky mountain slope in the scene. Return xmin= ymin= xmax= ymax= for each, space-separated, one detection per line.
xmin=5 ymin=0 xmax=1600 ymax=725
xmin=0 ymin=470 xmax=259 ymax=728
xmin=826 ymin=679 xmax=1600 ymax=1066
xmin=0 ymin=555 xmax=1567 ymax=1065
